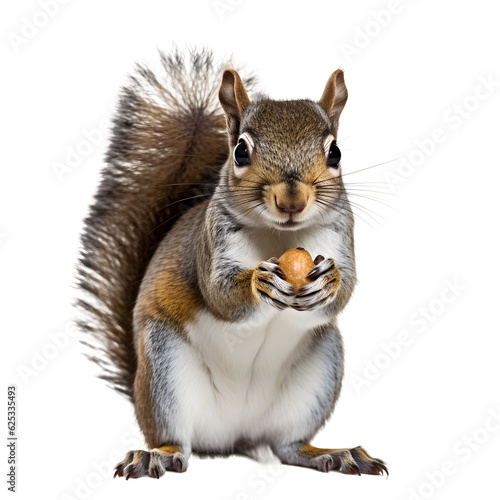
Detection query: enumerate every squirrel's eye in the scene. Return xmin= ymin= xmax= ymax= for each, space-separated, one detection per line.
xmin=327 ymin=142 xmax=341 ymax=168
xmin=233 ymin=139 xmax=250 ymax=167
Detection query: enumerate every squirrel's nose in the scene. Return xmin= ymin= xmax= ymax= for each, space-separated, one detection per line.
xmin=275 ymin=198 xmax=306 ymax=213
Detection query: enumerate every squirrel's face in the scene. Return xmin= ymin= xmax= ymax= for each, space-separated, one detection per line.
xmin=219 ymin=69 xmax=348 ymax=231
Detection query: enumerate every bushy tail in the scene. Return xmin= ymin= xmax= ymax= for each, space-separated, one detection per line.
xmin=76 ymin=49 xmax=255 ymax=400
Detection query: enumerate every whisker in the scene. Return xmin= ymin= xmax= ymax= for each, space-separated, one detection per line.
xmin=341 ymin=158 xmax=400 ymax=177
xmin=134 ymin=190 xmax=262 ymax=230
xmin=315 ymin=198 xmax=376 ymax=230
xmin=317 ymin=186 xmax=399 ymax=198
xmin=317 ymin=195 xmax=385 ymax=227
xmin=316 ymin=184 xmax=401 ymax=198
xmin=153 ymin=178 xmax=267 ymax=192
xmin=341 ymin=193 xmax=397 ymax=212
xmin=233 ymin=201 xmax=265 ymax=225
xmin=144 ymin=196 xmax=264 ymax=238
xmin=342 ymin=181 xmax=394 ymax=187
xmin=342 ymin=200 xmax=386 ymax=225
xmin=152 ymin=185 xmax=263 ymax=202
xmin=317 ymin=189 xmax=398 ymax=211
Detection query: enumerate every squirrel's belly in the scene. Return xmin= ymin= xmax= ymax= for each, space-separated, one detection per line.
xmin=178 ymin=308 xmax=335 ymax=451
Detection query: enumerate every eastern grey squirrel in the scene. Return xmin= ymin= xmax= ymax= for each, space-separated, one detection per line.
xmin=77 ymin=48 xmax=387 ymax=478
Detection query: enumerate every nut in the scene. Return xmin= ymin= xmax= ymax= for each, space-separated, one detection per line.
xmin=278 ymin=248 xmax=315 ymax=291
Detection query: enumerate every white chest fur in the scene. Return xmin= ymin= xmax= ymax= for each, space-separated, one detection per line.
xmin=235 ymin=225 xmax=346 ymax=270
xmin=181 ymin=307 xmax=331 ymax=450
xmin=175 ymin=227 xmax=343 ymax=451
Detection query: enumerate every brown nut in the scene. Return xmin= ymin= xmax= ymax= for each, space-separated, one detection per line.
xmin=278 ymin=248 xmax=315 ymax=291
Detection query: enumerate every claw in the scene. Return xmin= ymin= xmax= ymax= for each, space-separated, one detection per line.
xmin=274 ymin=267 xmax=286 ymax=279
xmin=314 ymin=255 xmax=325 ymax=265
xmin=306 ymin=260 xmax=334 ymax=279
xmin=114 ymin=448 xmax=187 ymax=479
xmin=254 ymin=258 xmax=296 ymax=309
xmin=150 ymin=465 xmax=161 ymax=479
xmin=296 ymin=287 xmax=321 ymax=298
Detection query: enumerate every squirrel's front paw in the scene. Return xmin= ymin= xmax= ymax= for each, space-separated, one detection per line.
xmin=292 ymin=256 xmax=341 ymax=311
xmin=252 ymin=258 xmax=296 ymax=310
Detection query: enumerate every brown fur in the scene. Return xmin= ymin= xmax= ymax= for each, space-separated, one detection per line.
xmin=136 ymin=263 xmax=204 ymax=331
xmin=237 ymin=269 xmax=259 ymax=302
xmin=154 ymin=445 xmax=183 ymax=455
xmin=319 ymin=69 xmax=348 ymax=133
xmin=300 ymin=444 xmax=345 ymax=457
xmin=219 ymin=69 xmax=252 ymax=142
xmin=133 ymin=331 xmax=158 ymax=447
xmin=267 ymin=181 xmax=315 ymax=214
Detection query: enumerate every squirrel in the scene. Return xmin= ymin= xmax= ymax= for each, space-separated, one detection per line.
xmin=76 ymin=48 xmax=387 ymax=479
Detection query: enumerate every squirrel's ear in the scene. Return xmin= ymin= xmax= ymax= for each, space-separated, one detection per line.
xmin=219 ymin=69 xmax=251 ymax=143
xmin=319 ymin=69 xmax=348 ymax=133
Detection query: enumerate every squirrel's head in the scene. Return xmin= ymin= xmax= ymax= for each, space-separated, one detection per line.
xmin=219 ymin=69 xmax=349 ymax=231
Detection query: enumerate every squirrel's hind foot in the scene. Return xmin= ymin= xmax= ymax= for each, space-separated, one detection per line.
xmin=275 ymin=443 xmax=387 ymax=476
xmin=114 ymin=446 xmax=188 ymax=479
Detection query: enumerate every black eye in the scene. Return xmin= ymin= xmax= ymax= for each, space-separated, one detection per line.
xmin=327 ymin=142 xmax=341 ymax=168
xmin=234 ymin=139 xmax=250 ymax=167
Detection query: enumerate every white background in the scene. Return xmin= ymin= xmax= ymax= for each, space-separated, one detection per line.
xmin=2 ymin=0 xmax=500 ymax=499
